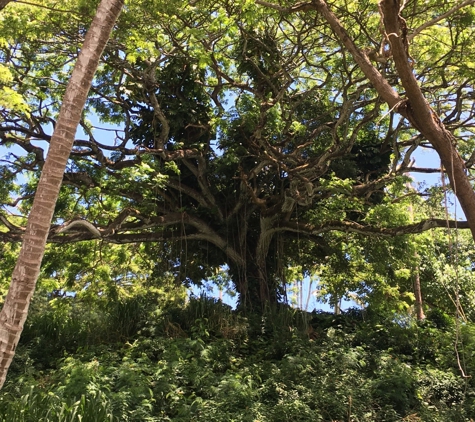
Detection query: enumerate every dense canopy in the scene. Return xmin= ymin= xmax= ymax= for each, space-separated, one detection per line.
xmin=2 ymin=0 xmax=475 ymax=309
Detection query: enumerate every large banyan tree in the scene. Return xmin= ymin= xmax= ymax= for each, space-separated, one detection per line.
xmin=1 ymin=0 xmax=475 ymax=307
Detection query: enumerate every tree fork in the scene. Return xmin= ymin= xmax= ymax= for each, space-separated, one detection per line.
xmin=379 ymin=0 xmax=475 ymax=240
xmin=311 ymin=0 xmax=475 ymax=241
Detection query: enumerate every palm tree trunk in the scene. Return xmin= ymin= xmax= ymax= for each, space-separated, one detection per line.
xmin=0 ymin=0 xmax=124 ymax=389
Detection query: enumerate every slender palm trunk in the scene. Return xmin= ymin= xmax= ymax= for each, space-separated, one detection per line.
xmin=0 ymin=0 xmax=124 ymax=389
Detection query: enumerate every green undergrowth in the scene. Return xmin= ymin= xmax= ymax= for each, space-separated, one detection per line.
xmin=1 ymin=296 xmax=475 ymax=421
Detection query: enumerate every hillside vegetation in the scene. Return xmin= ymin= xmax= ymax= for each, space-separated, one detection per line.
xmin=1 ymin=293 xmax=474 ymax=422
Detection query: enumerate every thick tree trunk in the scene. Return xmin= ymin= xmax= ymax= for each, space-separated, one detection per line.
xmin=0 ymin=0 xmax=123 ymax=389
xmin=230 ymin=254 xmax=279 ymax=310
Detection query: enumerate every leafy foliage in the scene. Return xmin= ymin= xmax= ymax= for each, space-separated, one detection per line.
xmin=2 ymin=293 xmax=475 ymax=421
xmin=2 ymin=0 xmax=472 ymax=307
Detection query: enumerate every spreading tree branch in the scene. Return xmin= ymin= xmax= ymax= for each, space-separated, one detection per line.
xmin=280 ymin=218 xmax=470 ymax=238
xmin=408 ymin=0 xmax=475 ymax=42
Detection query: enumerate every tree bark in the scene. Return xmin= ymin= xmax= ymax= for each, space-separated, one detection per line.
xmin=0 ymin=0 xmax=11 ymax=12
xmin=0 ymin=0 xmax=124 ymax=389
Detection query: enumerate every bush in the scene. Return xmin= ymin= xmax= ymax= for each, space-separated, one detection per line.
xmin=1 ymin=299 xmax=474 ymax=421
